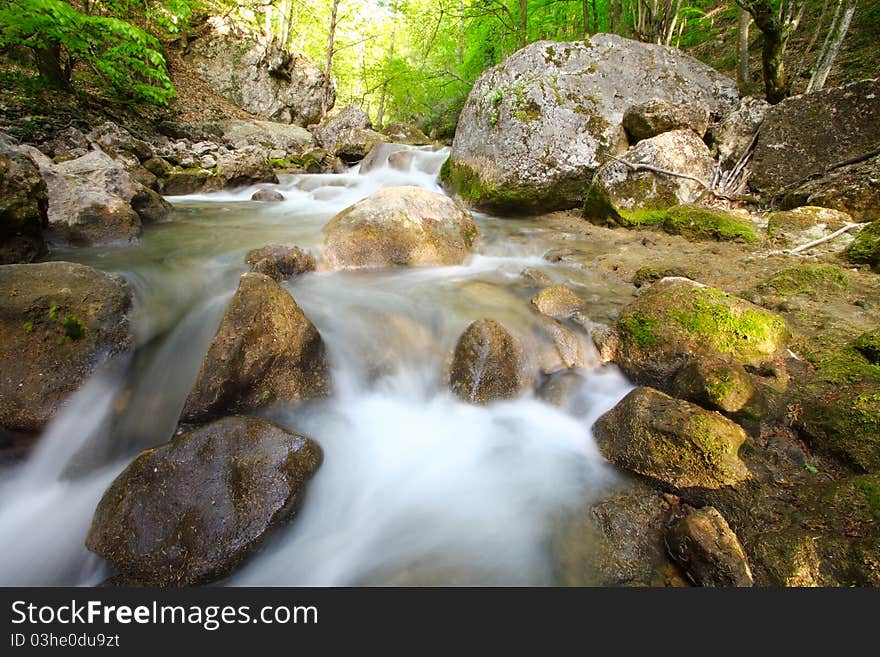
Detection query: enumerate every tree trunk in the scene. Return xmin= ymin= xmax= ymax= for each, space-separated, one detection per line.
xmin=807 ymin=0 xmax=857 ymax=92
xmin=321 ymin=0 xmax=341 ymax=121
xmin=518 ymin=0 xmax=529 ymax=47
xmin=761 ymin=27 xmax=788 ymax=103
xmin=737 ymin=8 xmax=751 ymax=86
xmin=33 ymin=43 xmax=69 ymax=89
xmin=376 ymin=23 xmax=396 ymax=129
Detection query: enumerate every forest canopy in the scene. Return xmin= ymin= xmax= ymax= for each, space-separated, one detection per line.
xmin=0 ymin=0 xmax=874 ymax=131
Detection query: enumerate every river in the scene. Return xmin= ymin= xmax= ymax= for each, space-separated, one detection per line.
xmin=0 ymin=145 xmax=632 ymax=586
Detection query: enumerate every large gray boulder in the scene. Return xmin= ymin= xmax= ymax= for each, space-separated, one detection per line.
xmin=184 ymin=29 xmax=332 ymax=125
xmin=311 ymin=105 xmax=372 ymax=151
xmin=447 ymin=34 xmax=738 ymax=214
xmin=322 ymin=186 xmax=479 ymax=270
xmin=86 ymin=416 xmax=322 ymax=586
xmin=218 ymin=119 xmax=314 ymax=152
xmin=0 ymin=135 xmax=48 ymax=264
xmin=750 ymin=79 xmax=880 ymax=197
xmin=0 ymin=262 xmax=133 ymax=433
xmin=449 ymin=319 xmax=532 ymax=403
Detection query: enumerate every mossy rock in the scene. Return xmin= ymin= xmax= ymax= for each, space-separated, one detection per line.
xmin=614 ymin=278 xmax=788 ymax=389
xmin=592 ymin=386 xmax=751 ymax=490
xmin=765 ymin=206 xmax=851 ymax=248
xmin=796 ymin=384 xmax=880 ymax=473
xmin=854 ymin=329 xmax=880 ymax=365
xmin=755 ymin=263 xmax=849 ymax=299
xmin=632 ymin=265 xmax=696 ymax=288
xmin=586 ymin=201 xmax=758 ymax=243
xmin=845 ymin=219 xmax=880 ymax=272
xmin=672 ymin=357 xmax=755 ymax=414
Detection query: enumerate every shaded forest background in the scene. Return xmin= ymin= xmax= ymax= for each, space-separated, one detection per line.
xmin=1 ymin=0 xmax=878 ymax=138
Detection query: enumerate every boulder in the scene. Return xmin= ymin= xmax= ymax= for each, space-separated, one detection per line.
xmin=0 ymin=135 xmax=48 ymax=264
xmin=181 ymin=273 xmax=329 ymax=423
xmin=613 ymin=278 xmax=788 ymax=389
xmin=583 ymin=130 xmax=714 ymax=224
xmin=322 ymin=186 xmax=478 ymax=270
xmin=592 ymin=386 xmax=751 ymax=490
xmin=779 ymin=153 xmax=880 ymax=222
xmin=0 ymin=262 xmax=133 ymax=432
xmin=41 ymin=127 xmax=90 ymax=161
xmin=160 ymin=168 xmax=221 ymax=196
xmin=750 ymin=79 xmax=880 ymax=196
xmin=215 ymin=147 xmax=278 ymax=188
xmin=447 ymin=34 xmax=738 ymax=213
xmin=218 ymin=119 xmax=314 ymax=152
xmin=449 ymin=319 xmax=531 ymax=403
xmin=86 ymin=416 xmax=322 ymax=586
xmin=184 ymin=29 xmax=331 ymax=125
xmin=244 ymin=244 xmax=316 ymax=281
xmin=665 ymin=505 xmax=754 ymax=586
xmin=555 ymin=480 xmax=685 ymax=586
xmin=708 ymin=96 xmax=769 ymax=166
xmin=845 ymin=219 xmax=880 ymax=271
xmin=381 ymin=121 xmax=432 ymax=145
xmin=672 ymin=357 xmax=755 ymax=414
xmin=334 ymin=128 xmax=389 ymax=164
xmin=87 ymin=122 xmax=153 ymax=163
xmin=622 ymin=99 xmax=710 ymax=142
xmin=311 ymin=105 xmax=372 ymax=151
xmin=530 ymin=284 xmax=583 ymax=320
xmin=535 ymin=318 xmax=594 ymax=372
xmin=251 ymin=188 xmax=284 ymax=202
xmin=765 ymin=206 xmax=853 ymax=248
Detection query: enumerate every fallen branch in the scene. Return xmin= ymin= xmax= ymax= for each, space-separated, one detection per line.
xmin=608 ymin=154 xmax=710 ymax=188
xmin=785 ymin=222 xmax=861 ymax=255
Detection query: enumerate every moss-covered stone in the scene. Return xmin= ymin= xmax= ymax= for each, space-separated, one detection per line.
xmin=585 ymin=202 xmax=758 ymax=243
xmin=854 ymin=329 xmax=880 ymax=365
xmin=845 ymin=219 xmax=880 ymax=272
xmin=592 ymin=386 xmax=751 ymax=490
xmin=673 ymin=357 xmax=755 ymax=414
xmin=614 ymin=278 xmax=788 ymax=389
xmin=756 ymin=263 xmax=850 ymax=298
xmin=796 ymin=385 xmax=880 ymax=473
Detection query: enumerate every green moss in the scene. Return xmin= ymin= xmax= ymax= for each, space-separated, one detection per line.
xmin=757 ymin=264 xmax=850 ymax=297
xmin=666 ymin=286 xmax=787 ymax=358
xmin=21 ymin=321 xmax=33 ymax=332
xmin=859 ymin=480 xmax=880 ymax=521
xmin=845 ymin=219 xmax=880 ymax=271
xmin=268 ymin=158 xmax=288 ymax=168
xmin=854 ymin=329 xmax=880 ymax=365
xmin=659 ymin=206 xmax=758 ymax=242
xmin=447 ymin=160 xmax=574 ymax=214
xmin=586 ymin=202 xmax=757 ymax=243
xmin=48 ymin=301 xmax=59 ymax=320
xmin=619 ymin=313 xmax=658 ymax=347
xmin=810 ymin=346 xmax=880 ymax=387
xmin=63 ymin=315 xmax=84 ymax=340
xmin=439 ymin=156 xmax=451 ymax=184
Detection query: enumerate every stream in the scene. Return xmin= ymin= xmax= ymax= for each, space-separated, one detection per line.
xmin=0 ymin=145 xmax=633 ymax=586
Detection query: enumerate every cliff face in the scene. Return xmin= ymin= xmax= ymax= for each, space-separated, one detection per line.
xmin=183 ymin=23 xmax=334 ymax=126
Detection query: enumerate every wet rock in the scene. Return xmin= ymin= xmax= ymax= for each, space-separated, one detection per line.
xmin=613 ymin=277 xmax=788 ymax=390
xmin=0 ymin=262 xmax=133 ymax=433
xmin=536 ymin=317 xmax=594 ymax=372
xmin=184 ymin=30 xmax=331 ymax=125
xmin=311 ymin=105 xmax=372 ymax=151
xmin=322 ymin=186 xmax=478 ymax=270
xmin=334 ymin=128 xmax=389 ymax=164
xmin=244 ymin=244 xmax=316 ymax=281
xmin=448 ymin=34 xmax=737 ymax=213
xmin=750 ymin=80 xmax=880 ymax=197
xmin=583 ymin=130 xmax=714 ymax=224
xmin=358 ymin=143 xmax=409 ymax=174
xmin=530 ymin=284 xmax=583 ymax=320
xmin=215 ymin=147 xmax=278 ymax=188
xmin=449 ymin=319 xmax=531 ymax=403
xmin=665 ymin=505 xmax=754 ymax=587
xmin=381 ymin=121 xmax=432 ymax=145
xmin=622 ymin=99 xmax=709 ymax=142
xmin=160 ymin=168 xmax=220 ymax=196
xmin=520 ymin=267 xmax=552 ymax=287
xmin=0 ymin=134 xmax=48 ymax=263
xmin=537 ymin=369 xmax=585 ymax=409
xmin=592 ymin=386 xmax=751 ymax=490
xmin=251 ymin=188 xmax=284 ymax=202
xmin=181 ymin=273 xmax=330 ymax=423
xmin=672 ymin=357 xmax=755 ymax=414
xmin=555 ymin=480 xmax=685 ymax=586
xmin=86 ymin=416 xmax=322 ymax=586
xmin=765 ymin=206 xmax=853 ymax=248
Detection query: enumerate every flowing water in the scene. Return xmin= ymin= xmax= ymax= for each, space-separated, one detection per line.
xmin=0 ymin=145 xmax=633 ymax=586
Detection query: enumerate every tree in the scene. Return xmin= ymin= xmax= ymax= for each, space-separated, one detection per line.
xmin=737 ymin=7 xmax=751 ymax=88
xmin=321 ymin=0 xmax=341 ymax=120
xmin=806 ymin=0 xmax=858 ymax=93
xmin=736 ymin=0 xmax=805 ymax=103
xmin=0 ymin=0 xmax=176 ymax=105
